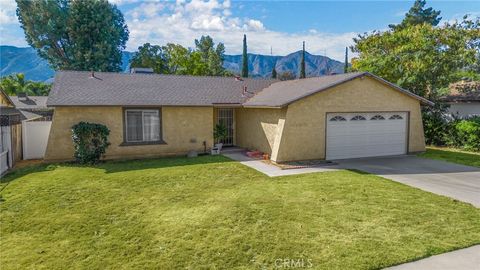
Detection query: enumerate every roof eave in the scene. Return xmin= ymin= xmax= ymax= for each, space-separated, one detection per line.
xmin=241 ymin=105 xmax=283 ymax=109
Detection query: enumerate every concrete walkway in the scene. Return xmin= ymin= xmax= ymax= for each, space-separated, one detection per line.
xmin=222 ymin=152 xmax=338 ymax=177
xmin=386 ymin=245 xmax=480 ymax=270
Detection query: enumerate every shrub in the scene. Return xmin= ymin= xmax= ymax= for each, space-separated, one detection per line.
xmin=213 ymin=122 xmax=227 ymax=144
xmin=449 ymin=117 xmax=480 ymax=151
xmin=71 ymin=122 xmax=110 ymax=164
xmin=422 ymin=103 xmax=450 ymax=146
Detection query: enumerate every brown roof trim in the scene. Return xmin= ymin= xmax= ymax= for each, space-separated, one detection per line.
xmin=242 ymin=105 xmax=283 ymax=109
xmin=444 ymin=99 xmax=480 ymax=103
xmin=277 ymin=72 xmax=434 ymax=107
xmin=440 ymin=94 xmax=480 ymax=103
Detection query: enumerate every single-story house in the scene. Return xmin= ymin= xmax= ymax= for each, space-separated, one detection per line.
xmin=441 ymin=81 xmax=480 ymax=118
xmin=45 ymin=71 xmax=432 ymax=163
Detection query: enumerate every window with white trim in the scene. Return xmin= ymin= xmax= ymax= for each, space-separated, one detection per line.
xmin=125 ymin=109 xmax=161 ymax=143
xmin=330 ymin=116 xmax=347 ymax=121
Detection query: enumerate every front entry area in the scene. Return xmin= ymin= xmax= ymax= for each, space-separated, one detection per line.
xmin=215 ymin=108 xmax=235 ymax=146
xmin=326 ymin=112 xmax=408 ymax=160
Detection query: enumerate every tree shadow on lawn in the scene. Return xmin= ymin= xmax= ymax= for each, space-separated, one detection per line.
xmin=1 ymin=163 xmax=56 ymax=186
xmin=98 ymin=154 xmax=234 ymax=174
xmin=0 ymin=155 xmax=234 ymax=187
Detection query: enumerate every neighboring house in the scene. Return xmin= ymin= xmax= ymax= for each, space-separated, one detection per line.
xmin=441 ymin=81 xmax=480 ymax=118
xmin=0 ymin=89 xmax=23 ymax=174
xmin=0 ymin=90 xmax=53 ymax=173
xmin=9 ymin=94 xmax=53 ymax=120
xmin=45 ymin=71 xmax=432 ymax=163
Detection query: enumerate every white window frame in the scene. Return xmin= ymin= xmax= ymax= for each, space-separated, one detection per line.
xmin=124 ymin=109 xmax=161 ymax=143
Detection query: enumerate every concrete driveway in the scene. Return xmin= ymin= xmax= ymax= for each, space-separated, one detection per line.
xmin=337 ymin=156 xmax=480 ymax=207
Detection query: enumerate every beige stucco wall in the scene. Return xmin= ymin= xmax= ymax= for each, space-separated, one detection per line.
xmin=272 ymin=76 xmax=425 ymax=162
xmin=235 ymin=108 xmax=286 ymax=154
xmin=45 ymin=106 xmax=214 ymax=161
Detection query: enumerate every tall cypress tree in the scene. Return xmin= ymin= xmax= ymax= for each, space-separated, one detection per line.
xmin=241 ymin=34 xmax=248 ymax=78
xmin=344 ymin=47 xmax=349 ymax=73
xmin=299 ymin=41 xmax=306 ymax=79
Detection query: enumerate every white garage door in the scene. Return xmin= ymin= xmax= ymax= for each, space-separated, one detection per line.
xmin=326 ymin=112 xmax=407 ymax=160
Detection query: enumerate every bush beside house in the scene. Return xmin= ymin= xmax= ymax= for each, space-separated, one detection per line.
xmin=447 ymin=117 xmax=480 ymax=151
xmin=423 ymin=106 xmax=480 ymax=152
xmin=71 ymin=122 xmax=110 ymax=164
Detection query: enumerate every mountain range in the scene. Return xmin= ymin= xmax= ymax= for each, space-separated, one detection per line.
xmin=0 ymin=45 xmax=344 ymax=82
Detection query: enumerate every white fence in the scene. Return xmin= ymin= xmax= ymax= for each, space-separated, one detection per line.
xmin=0 ymin=126 xmax=12 ymax=171
xmin=0 ymin=151 xmax=8 ymax=175
xmin=22 ymin=121 xmax=51 ymax=160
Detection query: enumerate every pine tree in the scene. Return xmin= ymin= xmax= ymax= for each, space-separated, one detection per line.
xmin=272 ymin=66 xmax=277 ymax=79
xmin=344 ymin=47 xmax=349 ymax=73
xmin=390 ymin=0 xmax=441 ymax=30
xmin=299 ymin=41 xmax=306 ymax=79
xmin=241 ymin=34 xmax=248 ymax=78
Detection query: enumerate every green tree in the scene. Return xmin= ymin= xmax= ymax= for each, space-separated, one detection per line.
xmin=352 ymin=17 xmax=479 ymax=98
xmin=162 ymin=43 xmax=198 ymax=75
xmin=272 ymin=66 xmax=277 ymax=79
xmin=299 ymin=41 xmax=306 ymax=79
xmin=241 ymin=34 xmax=248 ymax=78
xmin=16 ymin=0 xmax=129 ymax=72
xmin=0 ymin=73 xmax=51 ymax=96
xmin=194 ymin=35 xmax=226 ymax=76
xmin=130 ymin=36 xmax=229 ymax=76
xmin=390 ymin=0 xmax=441 ymax=30
xmin=344 ymin=47 xmax=349 ymax=73
xmin=130 ymin=43 xmax=168 ymax=74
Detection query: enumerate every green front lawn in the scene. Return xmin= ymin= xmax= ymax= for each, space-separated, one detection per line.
xmin=1 ymin=156 xmax=479 ymax=269
xmin=419 ymin=147 xmax=480 ymax=168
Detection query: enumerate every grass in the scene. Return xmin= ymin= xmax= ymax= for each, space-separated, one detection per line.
xmin=1 ymin=156 xmax=479 ymax=269
xmin=419 ymin=147 xmax=480 ymax=168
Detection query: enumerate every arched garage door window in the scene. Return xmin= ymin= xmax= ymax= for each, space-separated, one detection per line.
xmin=330 ymin=116 xmax=347 ymax=122
xmin=389 ymin=114 xmax=403 ymax=120
xmin=351 ymin=115 xmax=366 ymax=121
xmin=371 ymin=115 xmax=385 ymax=120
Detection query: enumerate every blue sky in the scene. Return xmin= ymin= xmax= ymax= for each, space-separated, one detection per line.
xmin=0 ymin=0 xmax=478 ymax=61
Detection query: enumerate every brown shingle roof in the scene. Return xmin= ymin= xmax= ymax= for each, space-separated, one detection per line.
xmin=48 ymin=71 xmax=433 ymax=108
xmin=243 ymin=72 xmax=433 ymax=107
xmin=47 ymin=71 xmax=276 ymax=107
xmin=441 ymin=81 xmax=480 ymax=102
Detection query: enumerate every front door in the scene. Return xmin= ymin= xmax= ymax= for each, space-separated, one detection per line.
xmin=215 ymin=108 xmax=234 ymax=146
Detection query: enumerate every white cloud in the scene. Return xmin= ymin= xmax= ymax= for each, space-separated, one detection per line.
xmin=442 ymin=12 xmax=480 ymax=25
xmin=108 ymin=0 xmax=142 ymax=5
xmin=129 ymin=2 xmax=165 ymax=19
xmin=0 ymin=0 xmax=357 ymax=61
xmin=125 ymin=0 xmax=357 ymax=61
xmin=0 ymin=0 xmax=18 ymax=25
